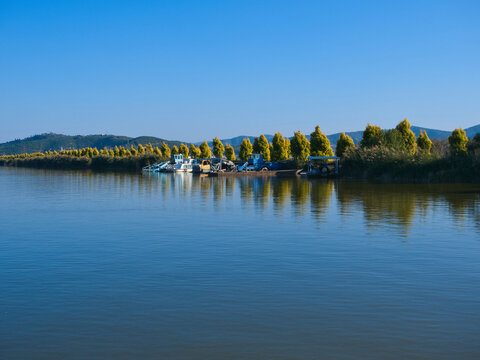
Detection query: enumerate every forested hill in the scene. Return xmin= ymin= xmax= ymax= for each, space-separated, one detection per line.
xmin=0 ymin=133 xmax=182 ymax=155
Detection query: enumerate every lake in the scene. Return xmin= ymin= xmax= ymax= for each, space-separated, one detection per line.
xmin=1 ymin=167 xmax=479 ymax=359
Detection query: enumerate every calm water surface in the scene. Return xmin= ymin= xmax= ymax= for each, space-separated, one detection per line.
xmin=1 ymin=167 xmax=480 ymax=359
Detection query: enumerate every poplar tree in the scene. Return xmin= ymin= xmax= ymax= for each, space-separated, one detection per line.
xmin=252 ymin=137 xmax=260 ymax=153
xmin=290 ymin=130 xmax=310 ymax=161
xmin=225 ymin=144 xmax=236 ymax=161
xmin=171 ymin=145 xmax=179 ymax=155
xmin=285 ymin=138 xmax=291 ymax=158
xmin=199 ymin=141 xmax=212 ymax=158
xmin=448 ymin=128 xmax=468 ymax=155
xmin=360 ymin=124 xmax=383 ymax=148
xmin=310 ymin=125 xmax=334 ymax=156
xmin=212 ymin=137 xmax=225 ymax=158
xmin=271 ymin=132 xmax=289 ymax=161
xmin=161 ymin=142 xmax=170 ymax=159
xmin=179 ymin=143 xmax=189 ymax=158
xmin=335 ymin=132 xmax=355 ymax=157
xmin=130 ymin=144 xmax=137 ymax=155
xmin=396 ymin=118 xmax=416 ymax=154
xmin=255 ymin=134 xmax=270 ymax=161
xmin=114 ymin=146 xmax=120 ymax=157
xmin=416 ymin=130 xmax=432 ymax=154
xmin=119 ymin=146 xmax=127 ymax=157
xmin=189 ymin=144 xmax=201 ymax=158
xmin=239 ymin=138 xmax=253 ymax=161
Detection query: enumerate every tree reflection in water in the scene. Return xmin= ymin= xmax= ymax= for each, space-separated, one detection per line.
xmin=111 ymin=171 xmax=480 ymax=234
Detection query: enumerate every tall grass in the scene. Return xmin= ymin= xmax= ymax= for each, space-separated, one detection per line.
xmin=341 ymin=146 xmax=480 ymax=182
xmin=0 ymin=154 xmax=162 ymax=172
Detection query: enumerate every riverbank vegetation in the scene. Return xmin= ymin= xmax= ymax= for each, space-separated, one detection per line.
xmin=341 ymin=120 xmax=480 ymax=182
xmin=1 ymin=120 xmax=480 ymax=182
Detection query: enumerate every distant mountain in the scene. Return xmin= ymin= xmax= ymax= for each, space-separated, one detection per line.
xmin=198 ymin=135 xmax=275 ymax=148
xmin=1 ymin=124 xmax=479 ymax=155
xmin=465 ymin=125 xmax=480 ymax=138
xmin=0 ymin=133 xmax=182 ymax=155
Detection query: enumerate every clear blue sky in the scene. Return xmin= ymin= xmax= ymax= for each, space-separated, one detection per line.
xmin=1 ymin=0 xmax=479 ymax=143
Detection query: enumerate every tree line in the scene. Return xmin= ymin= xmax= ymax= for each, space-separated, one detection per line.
xmin=1 ymin=120 xmax=477 ymax=162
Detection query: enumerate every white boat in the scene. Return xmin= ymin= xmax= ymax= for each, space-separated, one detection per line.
xmin=172 ymin=158 xmax=195 ymax=173
xmin=163 ymin=155 xmax=195 ymax=173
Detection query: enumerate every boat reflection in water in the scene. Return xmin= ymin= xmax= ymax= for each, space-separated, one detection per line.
xmin=140 ymin=172 xmax=480 ymax=236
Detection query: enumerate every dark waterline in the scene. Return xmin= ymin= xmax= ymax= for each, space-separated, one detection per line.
xmin=1 ymin=167 xmax=479 ymax=360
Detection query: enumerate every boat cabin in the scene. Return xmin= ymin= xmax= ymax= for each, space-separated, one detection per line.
xmin=171 ymin=154 xmax=184 ymax=164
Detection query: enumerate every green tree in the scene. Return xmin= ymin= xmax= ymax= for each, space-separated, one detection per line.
xmin=448 ymin=128 xmax=468 ymax=155
xmin=310 ymin=125 xmax=334 ymax=156
xmin=335 ymin=132 xmax=355 ymax=157
xmin=383 ymin=129 xmax=405 ymax=150
xmin=395 ymin=118 xmax=416 ymax=154
xmin=253 ymin=134 xmax=270 ymax=161
xmin=416 ymin=130 xmax=432 ymax=154
xmin=225 ymin=144 xmax=236 ymax=161
xmin=161 ymin=142 xmax=170 ymax=159
xmin=239 ymin=138 xmax=253 ymax=161
xmin=130 ymin=144 xmax=137 ymax=156
xmin=171 ymin=145 xmax=179 ymax=155
xmin=154 ymin=147 xmax=162 ymax=157
xmin=467 ymin=133 xmax=480 ymax=156
xmin=179 ymin=143 xmax=189 ymax=158
xmin=285 ymin=138 xmax=291 ymax=158
xmin=212 ymin=137 xmax=225 ymax=158
xmin=252 ymin=137 xmax=260 ymax=153
xmin=360 ymin=124 xmax=383 ymax=148
xmin=189 ymin=143 xmax=201 ymax=158
xmin=290 ymin=130 xmax=310 ymax=161
xmin=199 ymin=141 xmax=212 ymax=158
xmin=271 ymin=132 xmax=289 ymax=161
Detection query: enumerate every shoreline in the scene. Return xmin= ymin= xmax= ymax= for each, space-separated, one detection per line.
xmin=2 ymin=160 xmax=480 ymax=183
